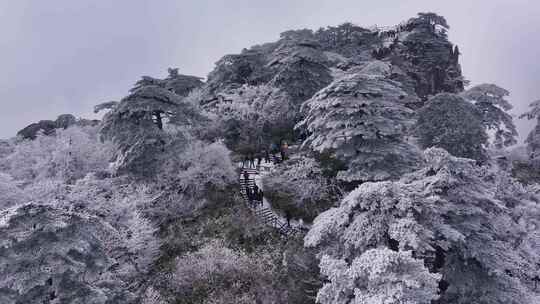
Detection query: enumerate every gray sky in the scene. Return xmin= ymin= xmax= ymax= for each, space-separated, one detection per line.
xmin=1 ymin=0 xmax=539 ymax=141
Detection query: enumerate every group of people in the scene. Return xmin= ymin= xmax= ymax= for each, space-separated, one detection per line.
xmin=246 ymin=182 xmax=263 ymax=205
xmin=242 ymin=154 xmax=265 ymax=169
xmin=242 ymin=170 xmax=263 ymax=205
xmin=241 ymin=141 xmax=290 ymax=169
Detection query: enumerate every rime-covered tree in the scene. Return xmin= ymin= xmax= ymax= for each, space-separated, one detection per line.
xmin=399 ymin=13 xmax=464 ymax=97
xmin=147 ymin=140 xmax=237 ymax=223
xmin=314 ymin=22 xmax=374 ymax=58
xmin=317 ymin=249 xmax=440 ymax=304
xmin=306 ymin=148 xmax=540 ymax=304
xmin=16 ymin=114 xmax=88 ymax=140
xmin=262 ymin=155 xmax=341 ymax=222
xmin=172 ymin=240 xmax=285 ymax=304
xmin=204 ymin=30 xmax=332 ymax=106
xmin=0 ymin=203 xmax=158 ymax=303
xmin=94 ymin=100 xmax=118 ymax=113
xmin=414 ymin=93 xmax=488 ymax=162
xmin=54 ymin=114 xmax=77 ymax=129
xmin=4 ymin=125 xmax=113 ymax=182
xmin=413 ymin=12 xmax=450 ymax=33
xmin=0 ymin=170 xmax=161 ymax=304
xmin=520 ymin=99 xmax=540 ymax=160
xmin=99 ymin=73 xmax=203 ymax=177
xmin=0 ymin=173 xmax=27 ymax=210
xmin=297 ymin=72 xmax=421 ymax=182
xmin=163 ymin=68 xmax=204 ymax=96
xmin=16 ymin=120 xmax=57 ymax=140
xmin=462 ymin=83 xmax=518 ymax=148
xmin=212 ymin=84 xmax=295 ymax=153
xmin=267 ymin=36 xmax=332 ymax=103
xmin=204 ymin=50 xmax=273 ymax=97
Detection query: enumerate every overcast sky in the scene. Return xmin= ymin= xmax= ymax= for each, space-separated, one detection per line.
xmin=1 ymin=0 xmax=539 ymax=141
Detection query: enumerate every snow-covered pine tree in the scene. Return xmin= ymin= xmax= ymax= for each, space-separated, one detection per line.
xmin=267 ymin=34 xmax=332 ymax=104
xmin=297 ymin=65 xmax=421 ymax=183
xmin=520 ymin=99 xmax=540 ymax=160
xmin=462 ymin=83 xmax=518 ymax=149
xmin=211 ymin=84 xmax=295 ymax=153
xmin=99 ymin=73 xmax=203 ymax=177
xmin=263 ymin=155 xmax=341 ymax=222
xmin=0 ymin=204 xmax=134 ymax=303
xmin=414 ymin=93 xmax=489 ymax=162
xmin=316 ymin=249 xmax=440 ymax=304
xmin=395 ymin=13 xmax=465 ymax=98
xmin=163 ymin=68 xmax=204 ymax=97
xmin=306 ymin=148 xmax=540 ymax=304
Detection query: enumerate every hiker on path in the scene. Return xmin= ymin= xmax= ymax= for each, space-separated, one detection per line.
xmin=256 ymin=152 xmax=262 ymax=168
xmin=243 ymin=170 xmax=250 ymax=184
xmin=285 ymin=210 xmax=291 ymax=227
xmin=248 ymin=153 xmax=256 ymax=168
xmin=253 ymin=184 xmax=260 ymax=199
xmin=257 ymin=189 xmax=264 ymax=204
xmin=263 ymin=149 xmax=270 ymax=163
xmin=270 ymin=143 xmax=278 ymax=160
xmin=246 ymin=186 xmax=253 ymax=202
xmin=280 ymin=141 xmax=289 ymax=161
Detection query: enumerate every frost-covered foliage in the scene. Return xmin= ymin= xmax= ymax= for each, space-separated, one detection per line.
xmin=146 ymin=139 xmax=237 ymax=222
xmin=0 ymin=174 xmax=161 ymax=303
xmin=3 ymin=12 xmax=532 ymax=304
xmin=0 ymin=173 xmax=27 ymax=210
xmin=64 ymin=177 xmax=161 ymax=273
xmin=16 ymin=114 xmax=99 ymax=140
xmin=172 ymin=240 xmax=285 ymax=304
xmin=211 ymin=84 xmax=296 ymax=152
xmin=205 ymin=12 xmax=464 ymax=102
xmin=462 ymin=83 xmax=518 ymax=148
xmin=262 ymin=155 xmax=341 ymax=222
xmin=161 ymin=140 xmax=236 ymax=196
xmin=306 ymin=148 xmax=540 ymax=303
xmin=266 ymin=36 xmax=332 ymax=103
xmin=99 ymin=72 xmax=204 ymax=177
xmin=163 ymin=68 xmax=204 ymax=97
xmin=317 ymin=249 xmax=440 ymax=304
xmin=3 ymin=125 xmax=113 ymax=182
xmin=298 ymin=71 xmax=421 ymax=182
xmin=204 ymin=12 xmax=464 ymax=136
xmin=520 ymin=99 xmax=540 ymax=161
xmin=204 ymin=33 xmax=331 ymax=105
xmin=415 ymin=93 xmax=488 ymax=161
xmin=0 ymin=202 xmax=158 ymax=304
xmin=399 ymin=13 xmax=465 ymax=97
xmin=0 ymin=140 xmax=160 ymax=304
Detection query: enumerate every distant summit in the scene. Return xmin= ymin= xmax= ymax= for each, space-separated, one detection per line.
xmin=203 ymin=12 xmax=464 ymax=107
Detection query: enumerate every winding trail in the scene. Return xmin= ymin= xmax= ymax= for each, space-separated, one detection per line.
xmin=238 ymin=156 xmax=309 ymax=238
